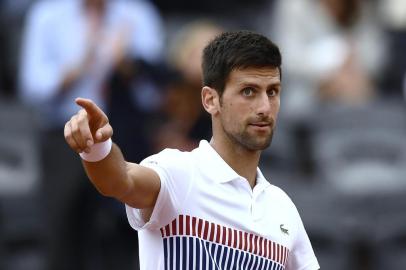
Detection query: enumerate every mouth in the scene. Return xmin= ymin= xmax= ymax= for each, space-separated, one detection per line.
xmin=249 ymin=119 xmax=273 ymax=127
xmin=250 ymin=122 xmax=271 ymax=127
xmin=248 ymin=122 xmax=272 ymax=132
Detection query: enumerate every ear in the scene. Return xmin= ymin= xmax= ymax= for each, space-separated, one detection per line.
xmin=201 ymin=86 xmax=220 ymax=116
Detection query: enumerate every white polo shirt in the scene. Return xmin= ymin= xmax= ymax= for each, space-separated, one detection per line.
xmin=126 ymin=140 xmax=319 ymax=270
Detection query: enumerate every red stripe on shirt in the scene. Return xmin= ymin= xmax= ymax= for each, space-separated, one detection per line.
xmin=161 ymin=215 xmax=289 ymax=265
xmin=179 ymin=215 xmax=184 ymax=235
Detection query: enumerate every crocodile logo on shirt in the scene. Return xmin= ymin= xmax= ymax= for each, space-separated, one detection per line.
xmin=147 ymin=160 xmax=158 ymax=165
xmin=280 ymin=224 xmax=289 ymax=235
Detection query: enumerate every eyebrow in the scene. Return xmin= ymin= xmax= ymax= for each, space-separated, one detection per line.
xmin=238 ymin=81 xmax=281 ymax=89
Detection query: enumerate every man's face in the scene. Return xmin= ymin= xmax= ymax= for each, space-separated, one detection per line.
xmin=218 ymin=67 xmax=281 ymax=151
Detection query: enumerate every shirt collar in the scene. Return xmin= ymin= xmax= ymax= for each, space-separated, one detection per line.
xmin=194 ymin=140 xmax=271 ymax=188
xmin=255 ymin=167 xmax=271 ymax=192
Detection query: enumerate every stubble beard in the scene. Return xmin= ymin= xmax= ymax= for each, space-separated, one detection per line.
xmin=224 ymin=123 xmax=274 ymax=152
xmin=218 ymin=96 xmax=275 ymax=151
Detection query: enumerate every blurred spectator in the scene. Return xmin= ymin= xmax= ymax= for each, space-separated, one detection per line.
xmin=377 ymin=0 xmax=406 ymax=98
xmin=152 ymin=0 xmax=267 ymax=14
xmin=107 ymin=51 xmax=167 ymax=164
xmin=270 ymin=0 xmax=386 ymax=120
xmin=378 ymin=0 xmax=406 ymax=30
xmin=20 ymin=0 xmax=164 ymax=127
xmin=18 ymin=0 xmax=164 ymax=269
xmin=153 ymin=20 xmax=222 ymax=151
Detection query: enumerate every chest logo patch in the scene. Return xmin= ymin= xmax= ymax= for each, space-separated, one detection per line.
xmin=280 ymin=224 xmax=289 ymax=235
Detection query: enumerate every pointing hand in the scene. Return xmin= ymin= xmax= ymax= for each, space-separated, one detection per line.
xmin=64 ymin=98 xmax=113 ymax=153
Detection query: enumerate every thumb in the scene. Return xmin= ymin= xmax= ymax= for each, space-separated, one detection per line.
xmin=94 ymin=123 xmax=113 ymax=143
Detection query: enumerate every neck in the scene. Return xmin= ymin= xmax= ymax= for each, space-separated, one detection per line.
xmin=210 ymin=135 xmax=261 ymax=189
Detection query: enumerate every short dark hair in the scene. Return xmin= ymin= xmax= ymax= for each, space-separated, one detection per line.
xmin=202 ymin=30 xmax=282 ymax=96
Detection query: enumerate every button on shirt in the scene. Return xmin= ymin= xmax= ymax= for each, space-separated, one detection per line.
xmin=126 ymin=140 xmax=319 ymax=270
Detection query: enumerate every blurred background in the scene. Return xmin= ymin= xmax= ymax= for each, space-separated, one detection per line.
xmin=0 ymin=0 xmax=405 ymax=269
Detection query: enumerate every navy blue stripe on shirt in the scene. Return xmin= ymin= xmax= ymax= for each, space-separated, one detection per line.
xmin=160 ymin=215 xmax=290 ymax=270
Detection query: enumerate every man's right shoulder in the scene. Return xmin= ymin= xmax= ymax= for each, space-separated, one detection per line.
xmin=141 ymin=148 xmax=193 ymax=171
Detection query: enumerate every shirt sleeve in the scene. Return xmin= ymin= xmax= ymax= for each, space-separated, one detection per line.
xmin=126 ymin=149 xmax=193 ymax=231
xmin=286 ymin=215 xmax=320 ymax=270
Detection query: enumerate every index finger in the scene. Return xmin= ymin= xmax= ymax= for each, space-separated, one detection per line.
xmin=75 ymin=97 xmax=106 ymax=118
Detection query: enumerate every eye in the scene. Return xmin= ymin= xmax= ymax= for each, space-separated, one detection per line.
xmin=242 ymin=87 xmax=254 ymax=97
xmin=267 ymin=89 xmax=278 ymax=97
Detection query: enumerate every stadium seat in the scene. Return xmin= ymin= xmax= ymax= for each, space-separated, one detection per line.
xmin=0 ymin=100 xmax=45 ymax=270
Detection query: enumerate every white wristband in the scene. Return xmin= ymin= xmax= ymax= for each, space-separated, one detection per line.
xmin=79 ymin=138 xmax=112 ymax=162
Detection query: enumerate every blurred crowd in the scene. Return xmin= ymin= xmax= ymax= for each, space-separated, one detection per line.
xmin=0 ymin=0 xmax=405 ymax=269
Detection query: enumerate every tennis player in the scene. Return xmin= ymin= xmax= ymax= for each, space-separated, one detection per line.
xmin=64 ymin=30 xmax=320 ymax=270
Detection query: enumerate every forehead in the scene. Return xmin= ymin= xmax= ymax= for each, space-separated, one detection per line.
xmin=226 ymin=67 xmax=281 ymax=87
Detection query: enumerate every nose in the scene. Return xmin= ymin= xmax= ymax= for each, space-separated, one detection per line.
xmin=255 ymin=92 xmax=272 ymax=116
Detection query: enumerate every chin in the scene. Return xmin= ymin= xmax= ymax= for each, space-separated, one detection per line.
xmin=224 ymin=127 xmax=274 ymax=151
xmin=241 ymin=138 xmax=272 ymax=151
xmin=244 ymin=133 xmax=273 ymax=151
xmin=252 ymin=142 xmax=271 ymax=151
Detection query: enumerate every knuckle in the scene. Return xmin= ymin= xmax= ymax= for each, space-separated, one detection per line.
xmin=77 ymin=117 xmax=86 ymax=126
xmin=76 ymin=116 xmax=84 ymax=125
xmin=71 ymin=123 xmax=79 ymax=134
xmin=67 ymin=138 xmax=76 ymax=149
xmin=72 ymin=129 xmax=82 ymax=141
xmin=64 ymin=126 xmax=72 ymax=139
xmin=78 ymin=112 xmax=88 ymax=123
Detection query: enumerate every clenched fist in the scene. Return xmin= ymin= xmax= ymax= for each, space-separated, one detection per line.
xmin=64 ymin=98 xmax=113 ymax=153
